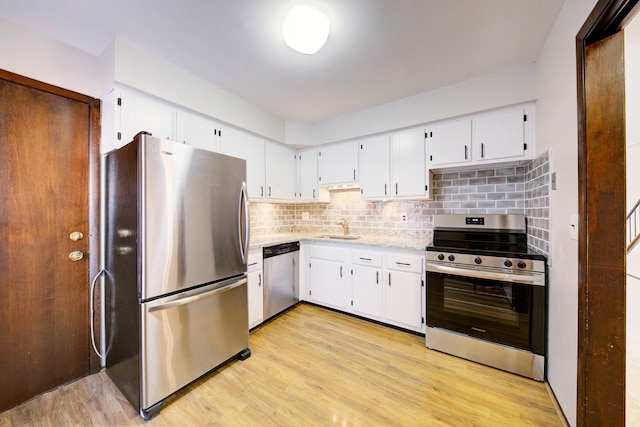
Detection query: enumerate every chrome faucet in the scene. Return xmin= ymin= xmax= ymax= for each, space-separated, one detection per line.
xmin=336 ymin=218 xmax=350 ymax=235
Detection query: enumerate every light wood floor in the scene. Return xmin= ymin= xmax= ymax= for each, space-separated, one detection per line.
xmin=0 ymin=304 xmax=562 ymax=426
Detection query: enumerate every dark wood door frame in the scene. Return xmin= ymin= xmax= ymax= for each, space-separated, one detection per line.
xmin=0 ymin=69 xmax=102 ymax=374
xmin=576 ymin=0 xmax=640 ymax=425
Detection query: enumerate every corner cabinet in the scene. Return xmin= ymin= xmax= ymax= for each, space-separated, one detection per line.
xmin=317 ymin=141 xmax=359 ymax=185
xmin=359 ymin=129 xmax=431 ymax=200
xmin=303 ymin=242 xmax=425 ymax=333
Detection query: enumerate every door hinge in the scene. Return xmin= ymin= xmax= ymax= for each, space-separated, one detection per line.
xmin=318 ymin=151 xmax=322 ymax=157
xmin=424 ymin=131 xmax=428 ymax=138
xmin=360 ymin=188 xmax=363 ymax=194
xmin=117 ymin=132 xmax=122 ymax=141
xmin=360 ymin=144 xmax=363 ymax=149
xmin=117 ymin=97 xmax=122 ymax=106
xmin=351 ymin=300 xmax=353 ymax=306
xmin=524 ymin=114 xmax=527 ymax=122
xmin=422 ymin=316 xmax=425 ymax=324
xmin=524 ymin=143 xmax=528 ymax=150
xmin=425 ymin=185 xmax=428 ymax=192
xmin=422 ymin=280 xmax=425 ymax=287
xmin=309 ymin=290 xmax=312 ymax=295
xmin=430 ymin=155 xmax=433 ymax=161
xmin=350 ymin=269 xmax=353 ymax=275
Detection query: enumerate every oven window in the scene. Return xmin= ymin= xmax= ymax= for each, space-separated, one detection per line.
xmin=443 ymin=276 xmax=522 ymax=326
xmin=427 ymin=272 xmax=532 ymax=351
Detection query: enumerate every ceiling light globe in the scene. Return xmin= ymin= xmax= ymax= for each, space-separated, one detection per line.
xmin=283 ymin=5 xmax=330 ymax=54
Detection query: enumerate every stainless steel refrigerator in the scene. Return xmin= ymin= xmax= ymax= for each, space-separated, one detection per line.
xmin=104 ymin=133 xmax=251 ymax=419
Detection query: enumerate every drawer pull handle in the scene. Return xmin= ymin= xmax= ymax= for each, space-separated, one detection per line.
xmin=360 ymin=257 xmax=372 ymax=261
xmin=396 ymin=262 xmax=411 ymax=266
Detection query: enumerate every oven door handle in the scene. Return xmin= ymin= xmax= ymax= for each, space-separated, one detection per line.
xmin=426 ymin=263 xmax=545 ymax=287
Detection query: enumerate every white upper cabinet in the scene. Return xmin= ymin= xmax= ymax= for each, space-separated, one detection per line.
xmin=426 ymin=118 xmax=472 ymax=167
xmin=317 ymin=141 xmax=359 ymax=185
xmin=297 ymin=147 xmax=319 ymax=201
xmin=265 ymin=141 xmax=296 ymax=200
xmin=118 ymin=87 xmax=175 ymax=144
xmin=390 ymin=129 xmax=427 ymax=198
xmin=426 ymin=104 xmax=535 ymax=169
xmin=472 ymin=105 xmax=534 ymax=162
xmin=358 ymin=135 xmax=390 ymax=199
xmin=175 ymin=110 xmax=221 ymax=152
xmin=220 ymin=126 xmax=266 ymax=200
xmin=359 ymin=129 xmax=430 ymax=200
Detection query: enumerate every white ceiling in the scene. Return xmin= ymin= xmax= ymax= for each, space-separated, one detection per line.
xmin=0 ymin=0 xmax=565 ymax=122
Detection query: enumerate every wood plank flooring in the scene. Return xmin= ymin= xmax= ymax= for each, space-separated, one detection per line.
xmin=0 ymin=304 xmax=562 ymax=426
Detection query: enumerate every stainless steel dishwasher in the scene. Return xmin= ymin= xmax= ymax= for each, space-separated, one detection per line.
xmin=263 ymin=241 xmax=300 ymax=320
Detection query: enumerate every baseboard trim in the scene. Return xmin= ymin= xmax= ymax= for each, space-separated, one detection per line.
xmin=545 ymin=381 xmax=570 ymax=427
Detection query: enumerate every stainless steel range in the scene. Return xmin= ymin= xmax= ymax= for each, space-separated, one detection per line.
xmin=425 ymin=214 xmax=547 ymax=381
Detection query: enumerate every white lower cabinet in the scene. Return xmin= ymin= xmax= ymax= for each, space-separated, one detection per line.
xmin=305 ymin=242 xmax=424 ymax=333
xmin=308 ymin=245 xmax=349 ymax=310
xmin=383 ymin=252 xmax=424 ymax=331
xmin=247 ymin=249 xmax=263 ymax=329
xmin=351 ymin=250 xmax=383 ymax=320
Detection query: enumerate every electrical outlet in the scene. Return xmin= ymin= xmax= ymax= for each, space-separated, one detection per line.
xmin=400 ymin=213 xmax=408 ymax=223
xmin=302 ymin=212 xmax=309 ymax=220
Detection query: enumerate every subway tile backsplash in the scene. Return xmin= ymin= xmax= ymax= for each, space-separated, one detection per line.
xmin=250 ymin=151 xmax=551 ymax=258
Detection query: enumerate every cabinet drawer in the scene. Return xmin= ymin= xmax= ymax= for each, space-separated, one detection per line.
xmin=352 ymin=250 xmax=382 ymax=267
xmin=310 ymin=244 xmax=350 ymax=262
xmin=385 ymin=253 xmax=423 ymax=273
xmin=247 ymin=250 xmax=263 ymax=272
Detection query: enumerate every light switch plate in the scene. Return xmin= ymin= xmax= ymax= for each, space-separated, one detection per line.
xmin=570 ymin=214 xmax=579 ymax=240
xmin=400 ymin=213 xmax=408 ymax=223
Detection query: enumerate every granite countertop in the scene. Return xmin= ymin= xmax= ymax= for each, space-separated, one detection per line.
xmin=249 ymin=232 xmax=431 ymax=251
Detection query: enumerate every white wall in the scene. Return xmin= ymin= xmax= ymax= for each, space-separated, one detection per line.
xmin=0 ymin=17 xmax=102 ymax=97
xmin=285 ymin=64 xmax=536 ymax=146
xmin=535 ymin=0 xmax=598 ymax=425
xmin=110 ymin=38 xmax=286 ymax=144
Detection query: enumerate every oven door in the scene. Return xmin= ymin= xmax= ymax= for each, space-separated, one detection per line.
xmin=426 ymin=264 xmax=545 ymax=353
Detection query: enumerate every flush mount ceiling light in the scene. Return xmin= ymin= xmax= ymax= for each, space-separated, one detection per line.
xmin=282 ymin=4 xmax=330 ymax=54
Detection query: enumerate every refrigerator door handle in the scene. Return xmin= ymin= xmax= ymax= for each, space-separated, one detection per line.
xmin=148 ymin=278 xmax=248 ymax=312
xmin=238 ymin=181 xmax=250 ymax=264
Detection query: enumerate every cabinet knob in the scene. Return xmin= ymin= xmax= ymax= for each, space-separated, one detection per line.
xmin=69 ymin=231 xmax=84 ymax=241
xmin=69 ymin=251 xmax=84 ymax=262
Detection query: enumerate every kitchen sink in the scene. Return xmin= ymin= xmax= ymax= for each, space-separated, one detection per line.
xmin=317 ymin=234 xmax=361 ymax=240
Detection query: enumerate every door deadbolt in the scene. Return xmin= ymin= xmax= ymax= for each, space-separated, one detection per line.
xmin=69 ymin=231 xmax=84 ymax=241
xmin=69 ymin=251 xmax=84 ymax=261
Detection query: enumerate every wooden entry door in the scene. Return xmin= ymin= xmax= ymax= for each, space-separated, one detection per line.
xmin=0 ymin=73 xmax=100 ymax=411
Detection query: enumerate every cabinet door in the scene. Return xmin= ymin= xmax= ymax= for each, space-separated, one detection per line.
xmin=384 ymin=270 xmax=423 ymax=331
xmin=119 ymin=88 xmax=175 ymax=144
xmin=473 ymin=107 xmax=526 ymax=161
xmin=309 ymin=259 xmax=347 ymax=310
xmin=175 ymin=110 xmax=221 ymax=152
xmin=265 ymin=142 xmax=296 ymax=200
xmin=247 ymin=268 xmax=263 ymax=329
xmin=220 ymin=127 xmax=266 ymax=199
xmin=352 ymin=265 xmax=383 ymax=319
xmin=390 ymin=129 xmax=426 ymax=197
xmin=318 ymin=142 xmax=359 ymax=185
xmin=359 ymin=135 xmax=390 ymax=199
xmin=426 ymin=119 xmax=472 ymax=167
xmin=297 ymin=148 xmax=319 ymax=200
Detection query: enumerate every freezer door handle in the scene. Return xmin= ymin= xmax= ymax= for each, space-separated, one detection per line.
xmin=238 ymin=181 xmax=250 ymax=264
xmin=148 ymin=278 xmax=248 ymax=312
